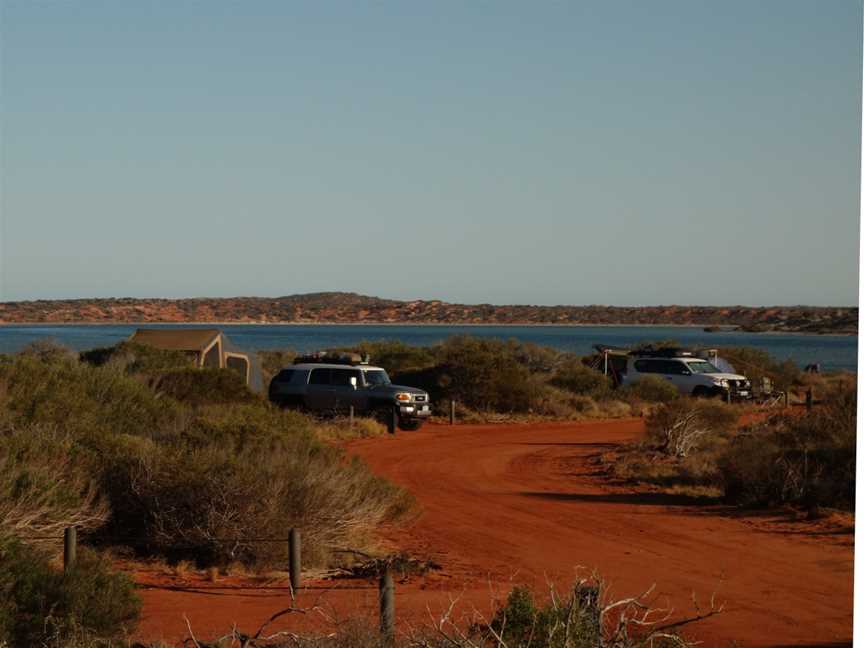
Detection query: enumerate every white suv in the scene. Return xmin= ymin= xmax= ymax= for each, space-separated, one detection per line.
xmin=620 ymin=353 xmax=750 ymax=399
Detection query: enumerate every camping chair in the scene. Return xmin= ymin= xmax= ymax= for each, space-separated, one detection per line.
xmin=755 ymin=376 xmax=785 ymax=408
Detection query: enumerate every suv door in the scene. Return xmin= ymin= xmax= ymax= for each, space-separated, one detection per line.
xmin=660 ymin=360 xmax=693 ymax=394
xmin=305 ymin=368 xmax=336 ymax=410
xmin=329 ymin=368 xmax=365 ymax=412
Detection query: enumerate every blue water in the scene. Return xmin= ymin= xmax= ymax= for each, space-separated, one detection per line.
xmin=0 ymin=324 xmax=857 ymax=372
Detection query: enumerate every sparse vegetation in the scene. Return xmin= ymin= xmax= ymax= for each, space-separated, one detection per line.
xmin=0 ymin=293 xmax=856 ymax=334
xmin=165 ymin=572 xmax=719 ymax=648
xmin=0 ymin=539 xmax=140 ymax=647
xmin=719 ymin=387 xmax=856 ymax=510
xmin=271 ymin=336 xmax=636 ymax=421
xmin=0 ymin=342 xmax=414 ymax=571
xmin=618 ymin=375 xmax=680 ymax=404
xmin=610 ymin=382 xmax=856 ymax=511
xmin=718 ymin=347 xmax=800 ymax=393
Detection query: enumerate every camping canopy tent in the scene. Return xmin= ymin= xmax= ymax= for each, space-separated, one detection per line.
xmin=129 ymin=328 xmax=262 ymax=390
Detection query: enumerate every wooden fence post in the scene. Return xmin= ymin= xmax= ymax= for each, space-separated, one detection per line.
xmin=387 ymin=409 xmax=397 ymax=434
xmin=806 ymin=388 xmax=813 ymax=411
xmin=449 ymin=399 xmax=456 ymax=425
xmin=289 ymin=528 xmax=301 ymax=592
xmin=379 ymin=567 xmax=395 ymax=642
xmin=64 ymin=527 xmax=77 ymax=572
xmin=349 ymin=405 xmax=354 ymax=427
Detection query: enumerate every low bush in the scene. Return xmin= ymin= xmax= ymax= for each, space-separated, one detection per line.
xmin=549 ymin=360 xmax=612 ymax=399
xmin=719 ymin=346 xmax=801 ymax=392
xmin=720 ymin=386 xmax=856 ymax=510
xmin=152 ymin=367 xmax=260 ymax=407
xmin=613 ymin=383 xmax=856 ymax=511
xmin=80 ymin=341 xmax=192 ymax=375
xmin=259 ymin=349 xmax=298 ymax=387
xmin=0 ymin=346 xmax=414 ymax=569
xmin=0 ymin=539 xmax=140 ymax=646
xmin=645 ymin=400 xmax=738 ymax=457
xmin=0 ymin=424 xmax=106 ymax=542
xmin=0 ymin=353 xmax=183 ymax=440
xmin=619 ymin=375 xmax=680 ymax=403
xmin=99 ymin=427 xmax=413 ymax=567
xmin=434 ymin=336 xmax=542 ymax=412
xmin=480 ymin=585 xmax=600 ymax=648
xmin=315 ymin=416 xmax=387 ymax=441
xmin=336 ymin=340 xmax=438 ymax=376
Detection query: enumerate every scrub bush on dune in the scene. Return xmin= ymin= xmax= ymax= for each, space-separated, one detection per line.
xmin=334 ymin=340 xmax=438 ymax=375
xmin=0 ymin=539 xmax=140 ymax=647
xmin=645 ymin=399 xmax=739 ymax=457
xmin=432 ymin=336 xmax=544 ymax=412
xmin=717 ymin=347 xmax=800 ymax=392
xmin=152 ymin=367 xmax=260 ymax=406
xmin=720 ymin=386 xmax=856 ymax=510
xmin=80 ymin=341 xmax=192 ymax=375
xmin=0 ymin=348 xmax=414 ymax=569
xmin=0 ymin=424 xmax=107 ymax=543
xmin=101 ymin=431 xmax=413 ymax=566
xmin=0 ymin=353 xmax=182 ymax=441
xmin=549 ymin=360 xmax=613 ymax=399
xmin=619 ymin=375 xmax=680 ymax=403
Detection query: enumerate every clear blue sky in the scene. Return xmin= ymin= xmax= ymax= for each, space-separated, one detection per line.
xmin=1 ymin=1 xmax=861 ymax=306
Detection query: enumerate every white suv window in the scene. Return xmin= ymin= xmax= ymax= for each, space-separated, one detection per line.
xmin=686 ymin=360 xmax=720 ymax=374
xmin=634 ymin=359 xmax=688 ymax=375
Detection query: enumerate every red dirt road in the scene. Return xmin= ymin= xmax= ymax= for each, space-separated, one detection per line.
xmin=136 ymin=419 xmax=853 ymax=646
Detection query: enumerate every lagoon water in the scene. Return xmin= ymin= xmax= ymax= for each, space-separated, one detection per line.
xmin=0 ymin=324 xmax=857 ymax=372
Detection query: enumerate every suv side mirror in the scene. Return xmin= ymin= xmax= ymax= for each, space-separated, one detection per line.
xmin=681 ymin=369 xmax=691 ymax=376
xmin=350 ymin=376 xmax=357 ymax=389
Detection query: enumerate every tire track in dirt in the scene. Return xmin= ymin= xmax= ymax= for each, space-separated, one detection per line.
xmin=347 ymin=419 xmax=853 ymax=647
xmin=135 ymin=419 xmax=852 ymax=647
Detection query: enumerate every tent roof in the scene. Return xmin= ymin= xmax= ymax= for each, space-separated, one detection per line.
xmin=129 ymin=328 xmax=221 ymax=352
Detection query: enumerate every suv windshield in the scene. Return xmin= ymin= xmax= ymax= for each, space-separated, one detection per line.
xmin=363 ymin=369 xmax=391 ymax=386
xmin=686 ymin=360 xmax=720 ymax=374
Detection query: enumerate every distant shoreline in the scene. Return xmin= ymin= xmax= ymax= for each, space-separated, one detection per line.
xmin=0 ymin=321 xmax=856 ymax=336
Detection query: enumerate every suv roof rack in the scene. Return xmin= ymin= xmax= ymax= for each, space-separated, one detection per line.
xmin=293 ymin=351 xmax=370 ymax=366
xmin=629 ymin=346 xmax=699 ymax=358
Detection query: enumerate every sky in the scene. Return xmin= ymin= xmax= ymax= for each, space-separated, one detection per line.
xmin=0 ymin=1 xmax=861 ymax=307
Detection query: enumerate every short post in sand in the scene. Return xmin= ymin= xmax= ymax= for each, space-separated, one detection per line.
xmin=289 ymin=528 xmax=301 ymax=592
xmin=64 ymin=526 xmax=77 ymax=572
xmin=379 ymin=566 xmax=395 ymax=642
xmin=449 ymin=399 xmax=456 ymax=425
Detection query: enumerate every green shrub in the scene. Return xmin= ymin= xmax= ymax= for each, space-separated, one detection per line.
xmin=153 ymin=367 xmax=260 ymax=407
xmin=645 ymin=400 xmax=738 ymax=457
xmin=99 ymin=425 xmax=413 ymax=567
xmin=718 ymin=347 xmax=801 ymax=392
xmin=479 ymin=584 xmax=601 ymax=648
xmin=0 ymin=539 xmax=140 ymax=646
xmin=719 ymin=386 xmax=856 ymax=509
xmin=80 ymin=341 xmax=193 ymax=374
xmin=0 ymin=354 xmax=182 ymax=441
xmin=338 ymin=340 xmax=438 ymax=375
xmin=1 ymin=348 xmax=413 ymax=569
xmin=434 ymin=336 xmax=542 ymax=412
xmin=259 ymin=349 xmax=298 ymax=387
xmin=549 ymin=361 xmax=612 ymax=398
xmin=620 ymin=375 xmax=680 ymax=403
xmin=0 ymin=424 xmax=106 ymax=541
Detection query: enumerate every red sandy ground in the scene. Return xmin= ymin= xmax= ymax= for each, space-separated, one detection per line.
xmin=135 ymin=419 xmax=854 ymax=647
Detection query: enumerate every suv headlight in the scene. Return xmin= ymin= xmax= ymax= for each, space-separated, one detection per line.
xmin=395 ymin=393 xmax=412 ymax=402
xmin=713 ymin=378 xmax=729 ymax=387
